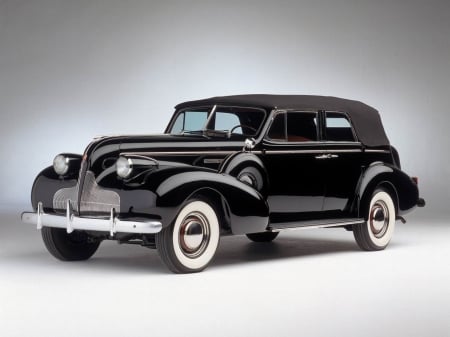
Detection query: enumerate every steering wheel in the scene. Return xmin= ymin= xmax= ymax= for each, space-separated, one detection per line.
xmin=229 ymin=124 xmax=257 ymax=135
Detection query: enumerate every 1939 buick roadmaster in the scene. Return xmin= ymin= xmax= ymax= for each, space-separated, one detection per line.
xmin=22 ymin=95 xmax=425 ymax=273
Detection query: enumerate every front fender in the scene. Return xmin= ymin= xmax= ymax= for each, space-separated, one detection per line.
xmin=154 ymin=170 xmax=269 ymax=234
xmin=31 ymin=166 xmax=79 ymax=211
xmin=357 ymin=162 xmax=419 ymax=216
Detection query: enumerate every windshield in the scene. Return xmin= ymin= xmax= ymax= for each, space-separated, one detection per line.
xmin=168 ymin=106 xmax=266 ymax=138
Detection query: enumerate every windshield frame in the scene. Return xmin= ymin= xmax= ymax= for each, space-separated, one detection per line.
xmin=165 ymin=105 xmax=268 ymax=138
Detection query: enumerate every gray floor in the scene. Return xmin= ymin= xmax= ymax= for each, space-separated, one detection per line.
xmin=0 ymin=207 xmax=448 ymax=337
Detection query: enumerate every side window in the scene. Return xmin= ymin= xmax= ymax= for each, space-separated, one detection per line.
xmin=286 ymin=112 xmax=318 ymax=142
xmin=170 ymin=110 xmax=208 ymax=133
xmin=267 ymin=112 xmax=318 ymax=142
xmin=325 ymin=112 xmax=355 ymax=142
xmin=267 ymin=113 xmax=286 ymax=140
xmin=207 ymin=107 xmax=265 ymax=136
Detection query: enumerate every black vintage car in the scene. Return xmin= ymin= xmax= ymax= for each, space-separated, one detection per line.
xmin=22 ymin=95 xmax=425 ymax=273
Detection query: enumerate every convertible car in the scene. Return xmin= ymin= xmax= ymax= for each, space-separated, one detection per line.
xmin=22 ymin=95 xmax=425 ymax=273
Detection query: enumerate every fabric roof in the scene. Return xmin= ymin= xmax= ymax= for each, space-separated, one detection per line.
xmin=176 ymin=95 xmax=390 ymax=147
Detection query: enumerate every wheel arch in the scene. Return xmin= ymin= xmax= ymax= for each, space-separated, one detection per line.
xmin=356 ymin=162 xmax=418 ymax=217
xmin=359 ymin=180 xmax=399 ymax=219
xmin=154 ymin=170 xmax=269 ymax=235
xmin=188 ymin=187 xmax=232 ymax=233
xmin=220 ymin=152 xmax=269 ymax=197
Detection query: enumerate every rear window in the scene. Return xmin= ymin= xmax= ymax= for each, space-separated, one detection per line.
xmin=325 ymin=112 xmax=355 ymax=142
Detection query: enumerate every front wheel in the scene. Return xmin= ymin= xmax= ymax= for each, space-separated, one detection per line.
xmin=156 ymin=199 xmax=220 ymax=273
xmin=353 ymin=189 xmax=396 ymax=251
xmin=41 ymin=227 xmax=101 ymax=261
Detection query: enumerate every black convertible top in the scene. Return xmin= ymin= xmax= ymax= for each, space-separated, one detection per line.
xmin=176 ymin=94 xmax=390 ymax=147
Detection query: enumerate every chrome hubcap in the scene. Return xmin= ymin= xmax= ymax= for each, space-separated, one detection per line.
xmin=179 ymin=212 xmax=210 ymax=258
xmin=369 ymin=201 xmax=389 ymax=238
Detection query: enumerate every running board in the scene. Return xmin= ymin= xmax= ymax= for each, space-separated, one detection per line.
xmin=268 ymin=218 xmax=365 ymax=232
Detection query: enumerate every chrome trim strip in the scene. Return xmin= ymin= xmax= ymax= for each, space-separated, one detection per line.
xmin=122 ymin=148 xmax=363 ymax=156
xmin=365 ymin=149 xmax=390 ymax=153
xmin=264 ymin=149 xmax=362 ymax=154
xmin=120 ymin=141 xmax=244 ymax=150
xmin=21 ymin=202 xmax=162 ymax=235
xmin=269 ymin=219 xmax=364 ymax=231
xmin=121 ymin=151 xmax=235 ymax=156
xmin=203 ymin=158 xmax=224 ymax=164
xmin=264 ymin=139 xmax=363 ymax=146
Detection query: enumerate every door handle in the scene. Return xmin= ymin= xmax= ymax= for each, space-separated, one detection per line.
xmin=315 ymin=153 xmax=339 ymax=159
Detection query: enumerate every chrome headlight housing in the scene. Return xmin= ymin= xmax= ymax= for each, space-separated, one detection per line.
xmin=53 ymin=154 xmax=69 ymax=175
xmin=116 ymin=156 xmax=133 ymax=178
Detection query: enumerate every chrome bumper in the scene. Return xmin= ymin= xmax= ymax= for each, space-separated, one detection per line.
xmin=21 ymin=201 xmax=162 ymax=236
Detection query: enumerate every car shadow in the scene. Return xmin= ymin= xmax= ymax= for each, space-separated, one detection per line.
xmin=211 ymin=234 xmax=361 ymax=268
xmin=3 ymin=234 xmax=362 ymax=274
xmin=1 ymin=241 xmax=167 ymax=275
xmin=84 ymin=234 xmax=362 ymax=273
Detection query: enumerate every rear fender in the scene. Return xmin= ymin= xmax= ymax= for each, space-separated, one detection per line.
xmin=356 ymin=162 xmax=419 ymax=217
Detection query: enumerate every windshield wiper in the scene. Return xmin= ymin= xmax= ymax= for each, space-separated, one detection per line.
xmin=180 ymin=130 xmax=204 ymax=135
xmin=203 ymin=129 xmax=230 ymax=138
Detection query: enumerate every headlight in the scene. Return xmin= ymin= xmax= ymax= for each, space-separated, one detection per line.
xmin=116 ymin=156 xmax=133 ymax=178
xmin=53 ymin=154 xmax=69 ymax=175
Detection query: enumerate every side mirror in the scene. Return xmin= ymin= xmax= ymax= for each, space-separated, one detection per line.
xmin=243 ymin=138 xmax=256 ymax=152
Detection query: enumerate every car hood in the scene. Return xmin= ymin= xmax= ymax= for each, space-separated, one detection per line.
xmin=85 ymin=133 xmax=245 ymax=174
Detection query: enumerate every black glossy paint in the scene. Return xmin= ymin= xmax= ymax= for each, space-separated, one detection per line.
xmin=29 ymin=102 xmax=422 ymax=235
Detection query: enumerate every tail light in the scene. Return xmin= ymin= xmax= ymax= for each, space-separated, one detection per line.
xmin=412 ymin=176 xmax=419 ymax=185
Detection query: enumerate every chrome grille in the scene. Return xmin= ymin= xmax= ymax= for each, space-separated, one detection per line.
xmin=53 ymin=185 xmax=79 ymax=211
xmin=53 ymin=171 xmax=120 ymax=215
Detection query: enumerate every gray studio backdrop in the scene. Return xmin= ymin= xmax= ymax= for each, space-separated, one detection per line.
xmin=0 ymin=0 xmax=449 ymax=215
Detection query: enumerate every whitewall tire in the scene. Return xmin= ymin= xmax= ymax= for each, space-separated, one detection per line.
xmin=156 ymin=199 xmax=220 ymax=273
xmin=353 ymin=189 xmax=396 ymax=251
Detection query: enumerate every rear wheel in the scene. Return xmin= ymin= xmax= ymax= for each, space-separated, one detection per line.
xmin=246 ymin=231 xmax=279 ymax=242
xmin=156 ymin=199 xmax=220 ymax=273
xmin=353 ymin=189 xmax=396 ymax=251
xmin=41 ymin=227 xmax=101 ymax=261
xmin=237 ymin=166 xmax=265 ymax=191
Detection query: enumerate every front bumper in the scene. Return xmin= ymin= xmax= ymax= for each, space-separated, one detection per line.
xmin=21 ymin=201 xmax=162 ymax=236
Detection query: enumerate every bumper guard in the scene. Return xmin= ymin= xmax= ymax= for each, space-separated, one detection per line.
xmin=21 ymin=201 xmax=162 ymax=236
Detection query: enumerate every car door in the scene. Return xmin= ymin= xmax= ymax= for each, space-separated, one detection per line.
xmin=260 ymin=110 xmax=326 ymax=223
xmin=320 ymin=111 xmax=363 ymax=216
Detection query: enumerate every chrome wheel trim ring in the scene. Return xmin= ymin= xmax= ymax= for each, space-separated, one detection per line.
xmin=172 ymin=201 xmax=220 ymax=270
xmin=369 ymin=200 xmax=389 ymax=238
xmin=178 ymin=211 xmax=210 ymax=258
